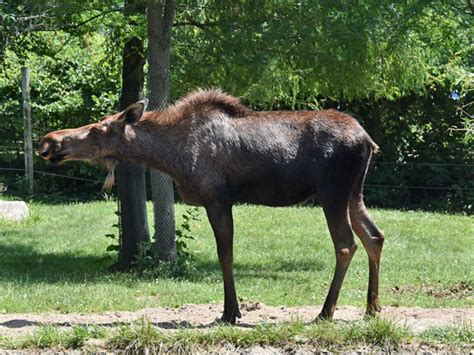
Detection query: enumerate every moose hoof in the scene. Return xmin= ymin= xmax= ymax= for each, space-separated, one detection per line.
xmin=220 ymin=308 xmax=242 ymax=325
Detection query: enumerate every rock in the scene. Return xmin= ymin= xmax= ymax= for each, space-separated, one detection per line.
xmin=0 ymin=201 xmax=29 ymax=221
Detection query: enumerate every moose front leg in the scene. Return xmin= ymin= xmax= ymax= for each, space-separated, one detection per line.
xmin=206 ymin=202 xmax=242 ymax=324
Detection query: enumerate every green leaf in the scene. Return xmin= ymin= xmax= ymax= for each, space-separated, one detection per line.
xmin=106 ymin=244 xmax=120 ymax=252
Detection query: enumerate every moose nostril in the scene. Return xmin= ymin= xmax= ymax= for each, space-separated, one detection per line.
xmin=40 ymin=149 xmax=50 ymax=158
xmin=39 ymin=141 xmax=52 ymax=159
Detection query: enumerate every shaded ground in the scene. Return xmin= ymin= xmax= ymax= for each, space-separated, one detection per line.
xmin=0 ymin=303 xmax=472 ymax=338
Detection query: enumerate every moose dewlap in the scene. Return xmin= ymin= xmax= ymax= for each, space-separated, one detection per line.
xmin=40 ymin=89 xmax=384 ymax=324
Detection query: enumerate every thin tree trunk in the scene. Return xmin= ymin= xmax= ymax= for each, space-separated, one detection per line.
xmin=371 ymin=99 xmax=383 ymax=145
xmin=147 ymin=0 xmax=176 ymax=261
xmin=117 ymin=0 xmax=150 ymax=270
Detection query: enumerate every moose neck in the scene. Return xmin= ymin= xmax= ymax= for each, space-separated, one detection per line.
xmin=118 ymin=116 xmax=184 ymax=181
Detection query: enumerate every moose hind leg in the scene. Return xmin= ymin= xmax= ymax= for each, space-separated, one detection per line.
xmin=349 ymin=195 xmax=384 ymax=315
xmin=318 ymin=194 xmax=357 ymax=320
xmin=206 ymin=202 xmax=242 ymax=324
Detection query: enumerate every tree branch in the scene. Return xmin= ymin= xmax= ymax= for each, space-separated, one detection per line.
xmin=174 ymin=20 xmax=219 ymax=29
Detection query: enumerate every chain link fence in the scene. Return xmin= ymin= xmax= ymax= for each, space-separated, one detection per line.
xmin=147 ymin=0 xmax=176 ymax=261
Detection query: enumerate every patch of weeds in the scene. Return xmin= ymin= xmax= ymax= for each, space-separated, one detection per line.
xmin=171 ymin=322 xmax=305 ymax=351
xmin=17 ymin=324 xmax=107 ymax=350
xmin=132 ymin=207 xmax=200 ymax=279
xmin=252 ymin=322 xmax=306 ymax=347
xmin=0 ymin=335 xmax=16 ymax=350
xmin=104 ymin=209 xmax=121 ymax=253
xmin=175 ymin=206 xmax=200 ymax=260
xmin=305 ymin=320 xmax=344 ymax=348
xmin=173 ymin=320 xmax=409 ymax=351
xmin=214 ymin=322 xmax=303 ymax=348
xmin=63 ymin=324 xmax=107 ymax=349
xmin=107 ymin=318 xmax=166 ymax=351
xmin=344 ymin=317 xmax=411 ymax=349
xmin=420 ymin=322 xmax=474 ymax=346
xmin=132 ymin=241 xmax=198 ymax=280
xmin=23 ymin=324 xmax=63 ymax=349
xmin=4 ymin=318 xmax=471 ymax=352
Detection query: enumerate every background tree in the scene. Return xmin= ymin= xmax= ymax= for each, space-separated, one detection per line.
xmin=0 ymin=0 xmax=471 ymax=218
xmin=116 ymin=0 xmax=150 ymax=269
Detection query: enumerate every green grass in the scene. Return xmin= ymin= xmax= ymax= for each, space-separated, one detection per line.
xmin=1 ymin=318 xmax=472 ymax=352
xmin=107 ymin=318 xmax=411 ymax=352
xmin=0 ymin=201 xmax=472 ymax=313
xmin=420 ymin=322 xmax=474 ymax=346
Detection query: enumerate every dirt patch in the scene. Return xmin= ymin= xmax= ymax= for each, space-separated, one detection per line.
xmin=392 ymin=281 xmax=474 ymax=300
xmin=428 ymin=281 xmax=473 ymax=299
xmin=392 ymin=281 xmax=473 ymax=300
xmin=0 ymin=303 xmax=472 ymax=339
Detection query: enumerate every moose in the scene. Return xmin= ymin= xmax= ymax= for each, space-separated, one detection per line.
xmin=40 ymin=89 xmax=384 ymax=324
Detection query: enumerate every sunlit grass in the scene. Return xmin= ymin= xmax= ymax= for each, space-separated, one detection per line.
xmin=0 ymin=201 xmax=472 ymax=313
xmin=1 ymin=318 xmax=471 ymax=352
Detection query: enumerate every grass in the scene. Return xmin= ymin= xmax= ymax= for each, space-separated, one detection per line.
xmin=420 ymin=322 xmax=474 ymax=346
xmin=0 ymin=200 xmax=472 ymax=313
xmin=6 ymin=323 xmax=107 ymax=350
xmin=0 ymin=318 xmax=472 ymax=352
xmin=107 ymin=318 xmax=411 ymax=352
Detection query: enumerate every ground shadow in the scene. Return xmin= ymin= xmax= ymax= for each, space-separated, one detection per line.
xmin=0 ymin=241 xmax=114 ymax=284
xmin=0 ymin=237 xmax=328 ymax=286
xmin=0 ymin=317 xmax=258 ymax=331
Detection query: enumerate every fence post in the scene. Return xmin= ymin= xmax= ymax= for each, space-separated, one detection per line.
xmin=21 ymin=67 xmax=33 ymax=195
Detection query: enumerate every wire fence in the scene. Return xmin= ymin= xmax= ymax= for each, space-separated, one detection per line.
xmin=1 ymin=140 xmax=473 ymax=217
xmin=2 ymin=162 xmax=473 ymax=192
xmin=0 ymin=167 xmax=102 ymax=183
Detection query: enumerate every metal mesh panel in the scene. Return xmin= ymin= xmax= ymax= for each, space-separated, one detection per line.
xmin=150 ymin=171 xmax=176 ymax=260
xmin=147 ymin=0 xmax=176 ymax=261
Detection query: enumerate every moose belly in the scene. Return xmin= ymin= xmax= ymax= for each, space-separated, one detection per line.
xmin=228 ymin=169 xmax=317 ymax=207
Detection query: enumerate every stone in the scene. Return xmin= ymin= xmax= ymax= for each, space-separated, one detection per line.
xmin=0 ymin=201 xmax=29 ymax=221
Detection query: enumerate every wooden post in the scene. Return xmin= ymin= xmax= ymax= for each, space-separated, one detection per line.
xmin=21 ymin=67 xmax=33 ymax=194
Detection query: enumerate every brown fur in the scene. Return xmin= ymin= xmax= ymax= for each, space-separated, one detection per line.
xmin=152 ymin=88 xmax=253 ymax=126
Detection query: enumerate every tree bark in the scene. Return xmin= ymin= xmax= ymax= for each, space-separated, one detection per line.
xmin=117 ymin=0 xmax=150 ymax=270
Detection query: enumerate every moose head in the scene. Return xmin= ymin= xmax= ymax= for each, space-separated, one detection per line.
xmin=39 ymin=99 xmax=148 ymax=190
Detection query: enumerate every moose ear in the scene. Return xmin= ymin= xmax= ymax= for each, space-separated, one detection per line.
xmin=122 ymin=99 xmax=149 ymax=124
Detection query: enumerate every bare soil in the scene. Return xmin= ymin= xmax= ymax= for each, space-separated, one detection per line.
xmin=0 ymin=303 xmax=472 ymax=338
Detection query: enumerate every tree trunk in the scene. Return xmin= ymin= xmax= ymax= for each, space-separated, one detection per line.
xmin=117 ymin=0 xmax=150 ymax=270
xmin=147 ymin=0 xmax=176 ymax=261
xmin=371 ymin=99 xmax=383 ymax=145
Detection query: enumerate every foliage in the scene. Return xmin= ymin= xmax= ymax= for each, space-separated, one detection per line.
xmin=0 ymin=29 xmax=121 ymax=197
xmin=175 ymin=207 xmax=199 ymax=259
xmin=130 ymin=207 xmax=199 ymax=279
xmin=105 ymin=208 xmax=121 ymax=252
xmin=351 ymin=86 xmax=473 ymax=212
xmin=172 ymin=1 xmax=472 ymax=104
xmin=0 ymin=1 xmax=472 ymax=211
